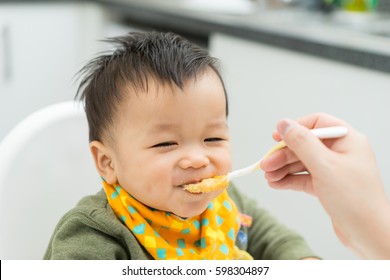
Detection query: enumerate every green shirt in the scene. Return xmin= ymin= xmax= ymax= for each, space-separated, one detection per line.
xmin=44 ymin=185 xmax=318 ymax=260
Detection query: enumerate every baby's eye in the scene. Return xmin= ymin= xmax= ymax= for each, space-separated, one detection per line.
xmin=205 ymin=138 xmax=224 ymax=143
xmin=151 ymin=141 xmax=178 ymax=149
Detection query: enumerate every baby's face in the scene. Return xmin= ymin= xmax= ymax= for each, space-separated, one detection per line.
xmin=108 ymin=69 xmax=231 ymax=218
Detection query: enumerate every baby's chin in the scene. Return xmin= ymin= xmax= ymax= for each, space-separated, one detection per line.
xmin=161 ymin=189 xmax=224 ymax=218
xmin=171 ymin=204 xmax=210 ymax=220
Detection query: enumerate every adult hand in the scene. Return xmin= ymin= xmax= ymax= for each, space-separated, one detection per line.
xmin=260 ymin=113 xmax=390 ymax=259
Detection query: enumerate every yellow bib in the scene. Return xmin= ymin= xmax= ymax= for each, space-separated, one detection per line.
xmin=103 ymin=180 xmax=251 ymax=259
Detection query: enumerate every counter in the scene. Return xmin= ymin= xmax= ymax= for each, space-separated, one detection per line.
xmin=3 ymin=0 xmax=390 ymax=72
xmin=93 ymin=0 xmax=390 ymax=74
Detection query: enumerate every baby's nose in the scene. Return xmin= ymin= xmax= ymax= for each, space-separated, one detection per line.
xmin=179 ymin=150 xmax=210 ymax=169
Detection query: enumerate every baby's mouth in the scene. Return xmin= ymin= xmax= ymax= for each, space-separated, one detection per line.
xmin=178 ymin=179 xmax=204 ymax=194
xmin=182 ymin=176 xmax=229 ymax=194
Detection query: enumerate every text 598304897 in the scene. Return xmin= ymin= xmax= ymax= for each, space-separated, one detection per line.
xmin=215 ymin=266 xmax=269 ymax=276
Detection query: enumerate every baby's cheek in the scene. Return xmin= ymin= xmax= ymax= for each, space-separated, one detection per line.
xmin=219 ymin=150 xmax=232 ymax=173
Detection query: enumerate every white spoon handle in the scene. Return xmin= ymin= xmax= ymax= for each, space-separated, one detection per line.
xmin=227 ymin=126 xmax=348 ymax=181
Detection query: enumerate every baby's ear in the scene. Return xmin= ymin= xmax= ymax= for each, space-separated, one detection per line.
xmin=89 ymin=140 xmax=117 ymax=184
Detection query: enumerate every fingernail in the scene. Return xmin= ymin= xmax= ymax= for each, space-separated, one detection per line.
xmin=277 ymin=119 xmax=296 ymax=137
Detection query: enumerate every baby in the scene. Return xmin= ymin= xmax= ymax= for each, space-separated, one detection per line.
xmin=44 ymin=31 xmax=318 ymax=260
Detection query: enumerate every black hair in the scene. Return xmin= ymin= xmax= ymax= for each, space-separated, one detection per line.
xmin=76 ymin=31 xmax=228 ymax=142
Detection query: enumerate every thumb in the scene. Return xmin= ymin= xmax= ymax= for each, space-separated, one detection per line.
xmin=278 ymin=119 xmax=329 ymax=169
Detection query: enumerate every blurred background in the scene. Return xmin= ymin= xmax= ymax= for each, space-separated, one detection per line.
xmin=1 ymin=0 xmax=390 ymax=259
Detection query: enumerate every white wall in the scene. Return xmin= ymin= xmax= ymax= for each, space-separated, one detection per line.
xmin=210 ymin=32 xmax=390 ymax=259
xmin=0 ymin=2 xmax=109 ymax=140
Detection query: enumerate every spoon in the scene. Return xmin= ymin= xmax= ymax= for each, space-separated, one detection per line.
xmin=183 ymin=126 xmax=348 ymax=193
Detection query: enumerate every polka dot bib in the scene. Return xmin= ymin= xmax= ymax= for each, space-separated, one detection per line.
xmin=103 ymin=180 xmax=243 ymax=260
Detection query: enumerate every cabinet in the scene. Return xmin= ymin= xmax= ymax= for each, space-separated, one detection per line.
xmin=0 ymin=3 xmax=107 ymax=139
xmin=210 ymin=33 xmax=390 ymax=259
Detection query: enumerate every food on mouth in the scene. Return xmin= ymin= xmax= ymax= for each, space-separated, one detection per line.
xmin=183 ymin=175 xmax=229 ymax=193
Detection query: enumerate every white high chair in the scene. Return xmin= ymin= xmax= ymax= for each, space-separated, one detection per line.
xmin=0 ymin=101 xmax=101 ymax=259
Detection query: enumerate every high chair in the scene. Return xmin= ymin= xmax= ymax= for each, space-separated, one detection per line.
xmin=0 ymin=101 xmax=101 ymax=259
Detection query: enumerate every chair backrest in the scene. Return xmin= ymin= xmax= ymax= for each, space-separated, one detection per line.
xmin=0 ymin=101 xmax=101 ymax=259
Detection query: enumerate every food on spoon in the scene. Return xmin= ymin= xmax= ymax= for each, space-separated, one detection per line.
xmin=183 ymin=175 xmax=229 ymax=193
